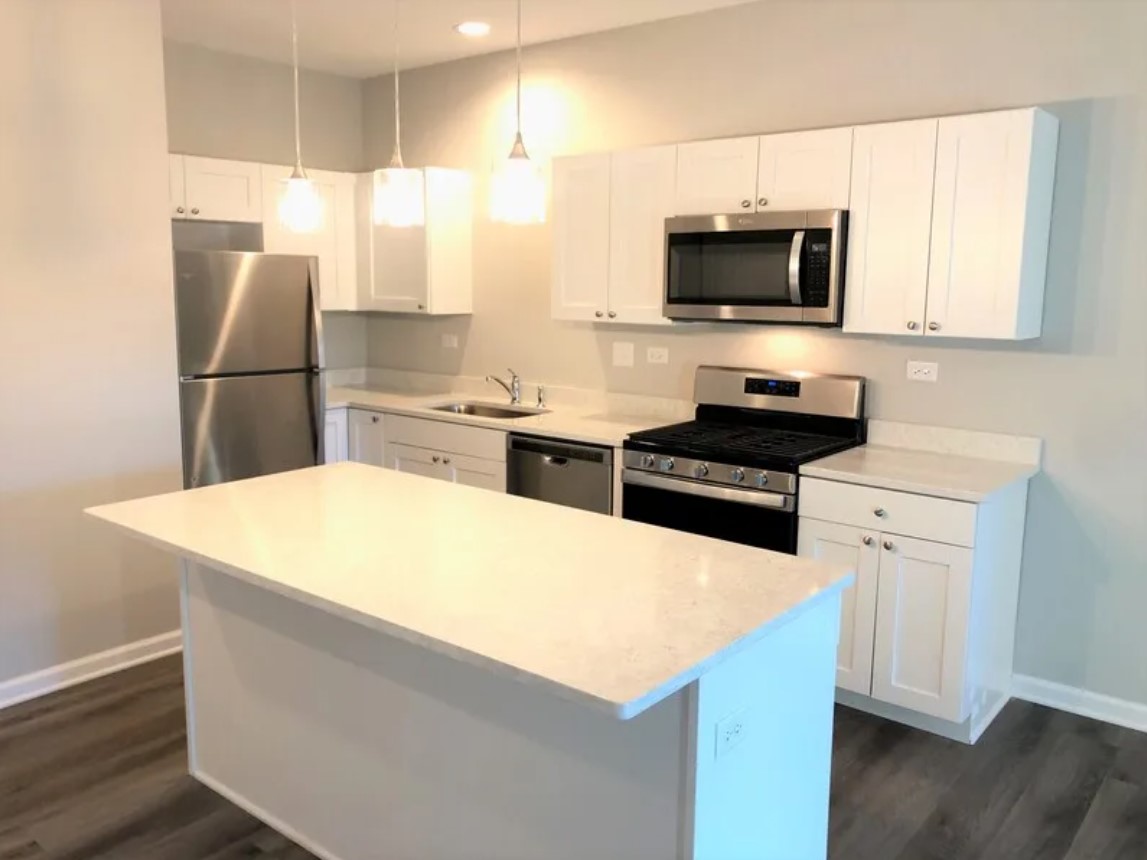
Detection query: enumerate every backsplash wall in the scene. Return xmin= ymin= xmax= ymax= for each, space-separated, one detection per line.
xmin=361 ymin=1 xmax=1147 ymax=705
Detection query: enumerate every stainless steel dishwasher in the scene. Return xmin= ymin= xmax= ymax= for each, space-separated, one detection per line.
xmin=506 ymin=435 xmax=613 ymax=515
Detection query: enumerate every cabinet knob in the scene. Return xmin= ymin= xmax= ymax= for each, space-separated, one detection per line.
xmin=883 ymin=540 xmax=895 ymax=551
xmin=432 ymin=455 xmax=440 ymax=464
xmin=873 ymin=507 xmax=887 ymax=518
xmin=417 ymin=303 xmax=425 ymax=310
xmin=176 ymin=206 xmax=185 ymax=214
xmin=758 ymin=197 xmax=769 ymax=207
xmin=595 ymin=311 xmax=604 ymax=318
xmin=608 ymin=311 xmax=617 ymax=319
xmin=371 ymin=415 xmax=379 ymax=424
xmin=190 ymin=207 xmax=200 ymax=215
xmin=740 ymin=199 xmax=752 ymax=209
xmin=928 ymin=321 xmax=941 ymax=331
xmin=906 ymin=321 xmax=919 ymax=331
xmin=862 ymin=535 xmax=875 ymax=546
xmin=442 ymin=457 xmax=451 ymax=465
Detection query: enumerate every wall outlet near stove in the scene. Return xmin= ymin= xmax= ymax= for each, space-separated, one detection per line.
xmin=907 ymin=361 xmax=939 ymax=382
xmin=612 ymin=341 xmax=635 ymax=368
xmin=646 ymin=346 xmax=669 ymax=365
xmin=441 ymin=333 xmax=459 ymax=350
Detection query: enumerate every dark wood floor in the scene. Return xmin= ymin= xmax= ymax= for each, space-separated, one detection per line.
xmin=1 ymin=657 xmax=1145 ymax=859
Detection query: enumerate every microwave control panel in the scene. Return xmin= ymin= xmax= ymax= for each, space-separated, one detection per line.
xmin=804 ymin=229 xmax=832 ymax=308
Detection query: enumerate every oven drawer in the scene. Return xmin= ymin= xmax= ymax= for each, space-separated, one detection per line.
xmin=799 ymin=477 xmax=976 ymax=547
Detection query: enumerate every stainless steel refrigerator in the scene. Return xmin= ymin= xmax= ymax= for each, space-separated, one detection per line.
xmin=173 ymin=249 xmax=324 ymax=489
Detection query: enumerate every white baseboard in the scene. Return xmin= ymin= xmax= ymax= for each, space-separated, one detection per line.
xmin=0 ymin=630 xmax=182 ymax=712
xmin=1012 ymin=674 xmax=1147 ymax=734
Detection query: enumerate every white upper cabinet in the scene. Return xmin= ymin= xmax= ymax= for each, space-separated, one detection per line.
xmin=608 ymin=145 xmax=676 ymax=325
xmin=551 ymin=154 xmax=611 ymax=322
xmin=756 ymin=127 xmax=854 ymax=211
xmin=674 ymin=136 xmax=760 ymax=215
xmin=925 ymin=108 xmax=1058 ymax=340
xmin=174 ymin=156 xmax=263 ymax=223
xmin=843 ymin=118 xmax=938 ymax=336
xmin=261 ymin=165 xmax=358 ymax=311
xmin=364 ymin=168 xmax=473 ymax=315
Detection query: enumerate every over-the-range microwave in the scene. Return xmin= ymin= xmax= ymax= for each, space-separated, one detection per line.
xmin=663 ymin=209 xmax=847 ymax=325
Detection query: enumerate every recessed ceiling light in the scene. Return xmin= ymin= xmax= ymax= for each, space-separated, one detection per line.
xmin=453 ymin=21 xmax=491 ymax=38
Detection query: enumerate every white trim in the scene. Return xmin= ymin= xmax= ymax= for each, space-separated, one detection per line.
xmin=1013 ymin=674 xmax=1147 ymax=734
xmin=0 ymin=630 xmax=182 ymax=712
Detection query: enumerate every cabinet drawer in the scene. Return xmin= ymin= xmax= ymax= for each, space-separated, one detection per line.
xmin=799 ymin=477 xmax=976 ymax=547
xmin=386 ymin=415 xmax=506 ymax=462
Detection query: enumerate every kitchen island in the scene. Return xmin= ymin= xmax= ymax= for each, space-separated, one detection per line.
xmin=87 ymin=463 xmax=852 ymax=860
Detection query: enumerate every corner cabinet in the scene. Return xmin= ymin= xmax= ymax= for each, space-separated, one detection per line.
xmin=845 ymin=108 xmax=1058 ymax=339
xmin=348 ymin=409 xmax=386 ymax=466
xmin=170 ymin=155 xmax=263 ymax=223
xmin=323 ymin=408 xmax=349 ymax=464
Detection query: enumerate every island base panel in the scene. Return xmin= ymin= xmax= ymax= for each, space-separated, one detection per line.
xmin=181 ymin=562 xmax=840 ymax=860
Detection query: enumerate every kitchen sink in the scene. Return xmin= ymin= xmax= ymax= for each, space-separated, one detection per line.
xmin=429 ymin=401 xmax=550 ymax=420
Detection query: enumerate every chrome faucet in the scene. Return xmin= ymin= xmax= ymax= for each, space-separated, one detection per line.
xmin=486 ymin=368 xmax=521 ymax=405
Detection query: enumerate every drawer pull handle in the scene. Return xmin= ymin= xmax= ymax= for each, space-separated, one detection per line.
xmin=432 ymin=456 xmax=440 ymax=464
xmin=883 ymin=540 xmax=895 ymax=551
xmin=862 ymin=536 xmax=874 ymax=546
xmin=443 ymin=457 xmax=451 ymax=465
xmin=371 ymin=415 xmax=379 ymax=424
xmin=873 ymin=507 xmax=887 ymax=518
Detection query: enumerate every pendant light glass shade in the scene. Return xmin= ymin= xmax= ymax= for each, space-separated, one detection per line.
xmin=280 ymin=0 xmax=324 ymax=233
xmin=372 ymin=0 xmax=425 ymax=227
xmin=490 ymin=0 xmax=544 ymax=224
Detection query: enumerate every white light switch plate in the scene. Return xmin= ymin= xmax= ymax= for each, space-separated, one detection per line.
xmin=907 ymin=360 xmax=939 ymax=383
xmin=612 ymin=342 xmax=635 ymax=368
xmin=646 ymin=346 xmax=669 ymax=365
xmin=441 ymin=334 xmax=459 ymax=350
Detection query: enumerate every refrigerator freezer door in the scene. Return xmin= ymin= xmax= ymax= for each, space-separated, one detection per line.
xmin=174 ymin=250 xmax=322 ymax=377
xmin=179 ymin=372 xmax=323 ymax=488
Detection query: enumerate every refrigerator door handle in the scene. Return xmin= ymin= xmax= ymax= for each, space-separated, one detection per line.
xmin=308 ymin=257 xmax=325 ymax=371
xmin=309 ymin=369 xmax=325 ymax=466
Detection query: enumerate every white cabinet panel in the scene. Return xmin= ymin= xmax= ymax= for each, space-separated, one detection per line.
xmin=608 ymin=146 xmax=675 ymax=325
xmin=756 ymin=128 xmax=853 ymax=211
xmin=182 ymin=156 xmax=263 ymax=222
xmin=386 ymin=442 xmax=443 ymax=480
xmin=798 ymin=519 xmax=880 ymax=695
xmin=872 ymin=536 xmax=973 ymax=722
xmin=384 ymin=415 xmax=505 ymax=462
xmin=323 ymin=408 xmax=348 ymax=464
xmin=843 ymin=119 xmax=938 ymax=335
xmin=169 ymin=155 xmax=187 ymax=218
xmin=551 ymin=154 xmax=611 ymax=322
xmin=442 ymin=452 xmax=506 ymax=492
xmin=674 ymin=137 xmax=760 ymax=215
xmin=348 ymin=409 xmax=386 ymax=466
xmin=925 ymin=108 xmax=1058 ymax=340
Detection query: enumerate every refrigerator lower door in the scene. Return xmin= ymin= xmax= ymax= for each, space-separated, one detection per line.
xmin=179 ymin=371 xmax=323 ymax=489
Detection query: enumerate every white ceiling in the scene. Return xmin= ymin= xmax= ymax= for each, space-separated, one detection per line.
xmin=160 ymin=0 xmax=760 ymax=78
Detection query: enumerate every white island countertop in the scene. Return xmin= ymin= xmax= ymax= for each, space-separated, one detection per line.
xmin=87 ymin=463 xmax=851 ymax=719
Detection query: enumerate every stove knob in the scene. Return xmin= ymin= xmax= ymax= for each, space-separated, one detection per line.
xmin=639 ymin=454 xmax=655 ymax=468
xmin=756 ymin=473 xmax=769 ymax=487
xmin=694 ymin=463 xmax=710 ymax=478
xmin=659 ymin=457 xmax=676 ymax=472
xmin=730 ymin=468 xmax=745 ymax=483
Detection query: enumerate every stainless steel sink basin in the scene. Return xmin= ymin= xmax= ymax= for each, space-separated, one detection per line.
xmin=430 ymin=401 xmax=550 ymax=420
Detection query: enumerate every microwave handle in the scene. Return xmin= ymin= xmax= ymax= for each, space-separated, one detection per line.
xmin=787 ymin=230 xmax=806 ymax=306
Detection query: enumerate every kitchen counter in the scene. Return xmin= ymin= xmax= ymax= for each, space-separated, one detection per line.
xmin=327 ymin=384 xmax=669 ymax=448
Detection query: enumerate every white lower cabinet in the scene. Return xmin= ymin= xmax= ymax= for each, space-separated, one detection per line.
xmin=383 ymin=415 xmax=506 ymax=493
xmin=387 ymin=443 xmax=505 ymax=492
xmin=348 ymin=409 xmax=386 ymax=466
xmin=323 ymin=408 xmax=348 ymax=464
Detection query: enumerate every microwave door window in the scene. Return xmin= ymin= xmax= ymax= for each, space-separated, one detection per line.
xmin=668 ymin=231 xmax=796 ymax=305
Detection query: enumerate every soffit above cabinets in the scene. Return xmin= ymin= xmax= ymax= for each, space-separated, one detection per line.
xmin=160 ymin=0 xmax=759 ymax=78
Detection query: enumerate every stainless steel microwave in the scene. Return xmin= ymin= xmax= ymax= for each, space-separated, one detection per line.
xmin=663 ymin=209 xmax=847 ymax=325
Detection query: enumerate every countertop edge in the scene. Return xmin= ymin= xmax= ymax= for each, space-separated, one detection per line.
xmin=799 ymin=453 xmax=1039 ymax=503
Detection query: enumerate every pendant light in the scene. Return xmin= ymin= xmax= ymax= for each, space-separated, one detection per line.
xmin=372 ymin=0 xmax=425 ymax=227
xmin=489 ymin=0 xmax=545 ymax=224
xmin=279 ymin=0 xmax=324 ymax=233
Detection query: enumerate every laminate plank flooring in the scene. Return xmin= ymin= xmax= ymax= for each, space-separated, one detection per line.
xmin=0 ymin=656 xmax=1144 ymax=859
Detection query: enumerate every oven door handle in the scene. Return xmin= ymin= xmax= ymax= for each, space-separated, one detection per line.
xmin=788 ymin=229 xmax=806 ymax=306
xmin=622 ymin=469 xmax=795 ymax=512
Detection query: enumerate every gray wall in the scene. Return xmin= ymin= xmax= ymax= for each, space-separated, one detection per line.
xmin=360 ymin=1 xmax=1147 ymax=705
xmin=1 ymin=0 xmax=183 ymax=686
xmin=163 ymin=40 xmax=369 ymax=366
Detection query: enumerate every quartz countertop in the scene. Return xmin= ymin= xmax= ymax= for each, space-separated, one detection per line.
xmin=326 ymin=385 xmax=669 ymax=448
xmin=801 ymin=444 xmax=1038 ymax=502
xmin=86 ymin=463 xmax=852 ymax=720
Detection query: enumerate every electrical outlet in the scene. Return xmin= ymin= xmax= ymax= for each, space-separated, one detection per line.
xmin=714 ymin=708 xmax=749 ymax=759
xmin=646 ymin=346 xmax=669 ymax=365
xmin=907 ymin=361 xmax=939 ymax=383
xmin=441 ymin=334 xmax=459 ymax=350
xmin=612 ymin=341 xmax=635 ymax=368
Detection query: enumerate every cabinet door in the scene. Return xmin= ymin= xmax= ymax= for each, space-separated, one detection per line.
xmin=183 ymin=156 xmax=263 ymax=222
xmin=797 ymin=519 xmax=880 ymax=695
xmin=169 ymin=155 xmax=187 ymax=217
xmin=424 ymin=168 xmax=474 ymax=315
xmin=385 ymin=442 xmax=446 ymax=481
xmin=608 ymin=146 xmax=675 ymax=325
xmin=441 ymin=452 xmax=506 ymax=493
xmin=872 ymin=536 xmax=973 ymax=722
xmin=348 ymin=409 xmax=386 ymax=466
xmin=843 ymin=119 xmax=937 ymax=335
xmin=674 ymin=137 xmax=759 ymax=215
xmin=925 ymin=108 xmax=1057 ymax=340
xmin=756 ymin=127 xmax=853 ymax=211
xmin=323 ymin=408 xmax=348 ymax=464
xmin=262 ymin=166 xmax=359 ymax=311
xmin=551 ymin=154 xmax=610 ymax=322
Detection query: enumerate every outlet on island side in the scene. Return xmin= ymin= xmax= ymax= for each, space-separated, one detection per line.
xmin=906 ymin=360 xmax=939 ymax=383
xmin=714 ymin=708 xmax=749 ymax=760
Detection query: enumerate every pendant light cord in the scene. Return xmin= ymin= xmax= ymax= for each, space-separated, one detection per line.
xmin=391 ymin=0 xmax=404 ymax=168
xmin=515 ymin=0 xmax=523 ymax=137
xmin=290 ymin=0 xmax=304 ymax=173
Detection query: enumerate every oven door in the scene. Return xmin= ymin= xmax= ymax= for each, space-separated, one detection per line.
xmin=664 ymin=210 xmax=844 ymax=324
xmin=621 ymin=470 xmax=798 ymax=554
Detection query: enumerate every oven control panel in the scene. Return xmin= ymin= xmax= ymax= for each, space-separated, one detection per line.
xmin=621 ymin=451 xmax=797 ymax=495
xmin=745 ymin=377 xmax=801 ymax=397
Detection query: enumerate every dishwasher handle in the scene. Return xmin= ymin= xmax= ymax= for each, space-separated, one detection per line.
xmin=507 ymin=434 xmax=613 ymax=466
xmin=542 ymin=455 xmax=569 ymax=468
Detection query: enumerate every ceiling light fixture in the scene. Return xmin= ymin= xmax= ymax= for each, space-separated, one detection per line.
xmin=489 ymin=0 xmax=545 ymax=224
xmin=453 ymin=21 xmax=491 ymax=38
xmin=279 ymin=0 xmax=324 ymax=233
xmin=373 ymin=0 xmax=425 ymax=227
